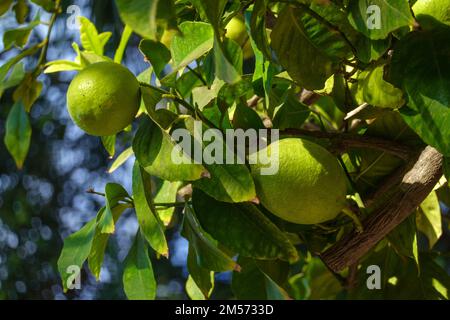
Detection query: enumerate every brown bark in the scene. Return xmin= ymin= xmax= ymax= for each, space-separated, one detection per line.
xmin=320 ymin=146 xmax=443 ymax=273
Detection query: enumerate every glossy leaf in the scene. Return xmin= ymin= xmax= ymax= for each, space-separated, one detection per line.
xmin=184 ymin=118 xmax=256 ymax=203
xmin=13 ymin=73 xmax=42 ymax=111
xmin=108 ymin=147 xmax=134 ymax=174
xmin=4 ymin=101 xmax=31 ymax=169
xmin=101 ymin=135 xmax=116 ymax=158
xmin=417 ymin=191 xmax=442 ymax=249
xmin=154 ymin=180 xmax=181 ymax=226
xmin=79 ymin=16 xmax=111 ymax=55
xmin=132 ymin=161 xmax=168 ymax=256
xmin=99 ymin=183 xmax=130 ymax=234
xmin=348 ymin=0 xmax=414 ymax=40
xmin=123 ymin=231 xmax=156 ymax=300
xmin=182 ymin=205 xmax=239 ymax=272
xmin=388 ymin=27 xmax=450 ymax=155
xmin=88 ymin=204 xmax=129 ymax=280
xmin=187 ymin=244 xmax=214 ymax=299
xmin=133 ymin=116 xmax=206 ymax=181
xmin=115 ymin=0 xmax=177 ymax=40
xmin=57 ymin=217 xmax=97 ymax=292
xmin=193 ymin=189 xmax=299 ymax=262
xmin=271 ymin=6 xmax=341 ymax=90
xmin=171 ymin=22 xmax=214 ymax=70
xmin=139 ymin=39 xmax=171 ymax=78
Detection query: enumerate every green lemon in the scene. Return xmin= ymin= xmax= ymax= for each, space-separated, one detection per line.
xmin=250 ymin=138 xmax=347 ymax=225
xmin=413 ymin=0 xmax=450 ymax=29
xmin=225 ymin=15 xmax=254 ymax=60
xmin=67 ymin=62 xmax=140 ymax=136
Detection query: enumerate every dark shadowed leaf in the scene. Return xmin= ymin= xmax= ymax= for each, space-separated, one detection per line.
xmin=182 ymin=205 xmax=238 ymax=272
xmin=193 ymin=189 xmax=299 ymax=262
xmin=4 ymin=101 xmax=31 ymax=169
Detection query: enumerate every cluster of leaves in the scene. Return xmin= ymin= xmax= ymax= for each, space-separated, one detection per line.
xmin=1 ymin=0 xmax=450 ymax=300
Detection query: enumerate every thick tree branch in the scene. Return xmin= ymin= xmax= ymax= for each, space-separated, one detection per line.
xmin=320 ymin=146 xmax=443 ymax=272
xmin=280 ymin=128 xmax=413 ymax=160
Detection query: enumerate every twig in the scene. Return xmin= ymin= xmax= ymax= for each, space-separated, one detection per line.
xmin=32 ymin=0 xmax=61 ymax=77
xmin=279 ymin=128 xmax=413 ymax=160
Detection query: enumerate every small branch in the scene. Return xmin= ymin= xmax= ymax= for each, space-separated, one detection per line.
xmin=32 ymin=0 xmax=61 ymax=77
xmin=321 ymin=146 xmax=443 ymax=272
xmin=86 ymin=188 xmax=105 ymax=197
xmin=279 ymin=128 xmax=413 ymax=160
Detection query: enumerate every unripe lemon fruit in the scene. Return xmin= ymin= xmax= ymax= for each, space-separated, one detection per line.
xmin=67 ymin=62 xmax=140 ymax=136
xmin=413 ymin=0 xmax=450 ymax=29
xmin=250 ymin=138 xmax=347 ymax=225
xmin=225 ymin=15 xmax=254 ymax=60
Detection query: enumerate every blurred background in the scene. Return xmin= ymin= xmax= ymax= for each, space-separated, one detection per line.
xmin=0 ymin=0 xmax=233 ymax=299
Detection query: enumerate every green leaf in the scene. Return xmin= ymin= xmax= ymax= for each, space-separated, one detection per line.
xmin=133 ymin=116 xmax=206 ymax=182
xmin=388 ymin=215 xmax=419 ymax=266
xmin=417 ymin=191 xmax=442 ymax=249
xmin=186 ymin=275 xmax=208 ymax=300
xmin=348 ymin=0 xmax=414 ymax=40
xmin=79 ymin=16 xmax=111 ymax=55
xmin=4 ymin=101 xmax=31 ymax=169
xmin=271 ymin=6 xmax=341 ymax=90
xmin=123 ymin=231 xmax=156 ymax=300
xmin=232 ymin=100 xmax=264 ymax=130
xmin=114 ymin=25 xmax=133 ymax=64
xmin=3 ymin=18 xmax=40 ymax=50
xmin=182 ymin=205 xmax=239 ymax=272
xmin=191 ymin=0 xmax=227 ymax=30
xmin=0 ymin=44 xmax=40 ymax=82
xmin=115 ymin=0 xmax=177 ymax=40
xmin=13 ymin=0 xmax=28 ymax=24
xmin=193 ymin=189 xmax=299 ymax=262
xmin=191 ymin=78 xmax=225 ymax=111
xmin=232 ymin=257 xmax=290 ymax=300
xmin=139 ymin=85 xmax=178 ymax=128
xmin=388 ymin=27 xmax=450 ymax=155
xmin=101 ymin=135 xmax=116 ymax=158
xmin=30 ymin=0 xmax=55 ymax=12
xmin=88 ymin=204 xmax=129 ymax=280
xmin=108 ymin=146 xmax=134 ymax=174
xmin=249 ymin=0 xmax=272 ymax=60
xmin=187 ymin=244 xmax=214 ymax=299
xmin=212 ymin=37 xmax=242 ymax=84
xmin=171 ymin=22 xmax=214 ymax=70
xmin=0 ymin=0 xmax=13 ymax=16
xmin=132 ymin=161 xmax=168 ymax=256
xmin=272 ymin=90 xmax=310 ymax=130
xmin=44 ymin=60 xmax=82 ymax=73
xmin=154 ymin=180 xmax=181 ymax=226
xmin=184 ymin=118 xmax=256 ymax=203
xmin=57 ymin=217 xmax=97 ymax=292
xmin=176 ymin=67 xmax=205 ymax=98
xmin=355 ymin=64 xmax=405 ymax=109
xmin=100 ymin=183 xmax=130 ymax=234
xmin=12 ymin=73 xmax=42 ymax=111
xmin=139 ymin=39 xmax=171 ymax=78
xmin=0 ymin=62 xmax=25 ymax=98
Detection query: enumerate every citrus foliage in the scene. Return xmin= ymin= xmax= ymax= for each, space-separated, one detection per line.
xmin=1 ymin=0 xmax=450 ymax=300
